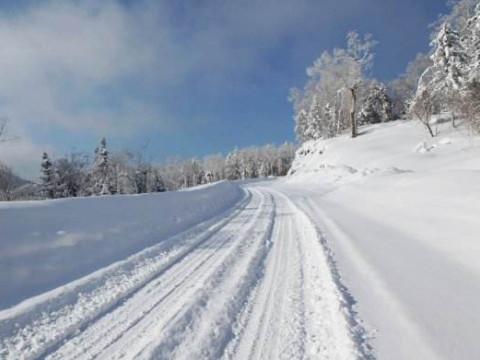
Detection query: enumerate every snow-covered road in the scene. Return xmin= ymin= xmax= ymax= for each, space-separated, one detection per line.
xmin=0 ymin=185 xmax=371 ymax=360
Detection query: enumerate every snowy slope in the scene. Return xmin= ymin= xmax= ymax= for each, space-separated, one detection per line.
xmin=274 ymin=119 xmax=480 ymax=359
xmin=0 ymin=181 xmax=243 ymax=309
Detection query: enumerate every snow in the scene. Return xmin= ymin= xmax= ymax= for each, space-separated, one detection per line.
xmin=1 ymin=119 xmax=479 ymax=359
xmin=0 ymin=185 xmax=366 ymax=360
xmin=0 ymin=181 xmax=243 ymax=310
xmin=275 ymin=119 xmax=480 ymax=359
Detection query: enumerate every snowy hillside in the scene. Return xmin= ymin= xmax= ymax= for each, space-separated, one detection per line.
xmin=275 ymin=119 xmax=480 ymax=359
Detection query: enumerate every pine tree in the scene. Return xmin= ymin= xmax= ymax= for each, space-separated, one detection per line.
xmin=307 ymin=96 xmax=323 ymax=140
xmin=323 ymin=103 xmax=336 ymax=136
xmin=464 ymin=4 xmax=480 ymax=81
xmin=153 ymin=172 xmax=166 ymax=192
xmin=135 ymin=167 xmax=148 ymax=194
xmin=40 ymin=152 xmax=56 ymax=199
xmin=93 ymin=137 xmax=111 ymax=195
xmin=360 ymin=85 xmax=393 ymax=124
xmin=294 ymin=109 xmax=310 ymax=142
xmin=430 ymin=22 xmax=468 ymax=93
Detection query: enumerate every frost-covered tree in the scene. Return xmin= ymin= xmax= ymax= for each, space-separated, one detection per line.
xmin=40 ymin=152 xmax=56 ymax=199
xmin=0 ymin=163 xmax=18 ymax=201
xmin=291 ymin=31 xmax=376 ymax=141
xmin=463 ymin=3 xmax=480 ymax=81
xmin=307 ymin=96 xmax=323 ymax=140
xmin=203 ymin=154 xmax=225 ymax=182
xmin=360 ymin=84 xmax=393 ymax=124
xmin=438 ymin=0 xmax=479 ymax=33
xmin=322 ymin=103 xmax=336 ymax=137
xmin=412 ymin=21 xmax=468 ymax=131
xmin=135 ymin=167 xmax=148 ymax=194
xmin=225 ymin=149 xmax=242 ymax=180
xmin=54 ymin=153 xmax=88 ymax=198
xmin=294 ymin=109 xmax=310 ymax=142
xmin=92 ymin=137 xmax=111 ymax=195
xmin=430 ymin=23 xmax=468 ymax=93
xmin=457 ymin=79 xmax=480 ymax=133
xmin=389 ymin=53 xmax=432 ymax=117
xmin=151 ymin=170 xmax=166 ymax=192
xmin=343 ymin=32 xmax=377 ymax=137
xmin=409 ymin=89 xmax=437 ymax=137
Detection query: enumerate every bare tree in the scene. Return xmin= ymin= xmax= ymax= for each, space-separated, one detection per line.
xmin=457 ymin=80 xmax=480 ymax=133
xmin=409 ymin=89 xmax=437 ymax=137
xmin=0 ymin=163 xmax=18 ymax=200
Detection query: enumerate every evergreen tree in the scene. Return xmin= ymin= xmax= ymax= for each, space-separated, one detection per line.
xmin=464 ymin=4 xmax=480 ymax=81
xmin=40 ymin=152 xmax=56 ymax=199
xmin=430 ymin=22 xmax=468 ymax=93
xmin=152 ymin=171 xmax=166 ymax=192
xmin=323 ymin=103 xmax=336 ymax=136
xmin=294 ymin=109 xmax=310 ymax=142
xmin=307 ymin=96 xmax=323 ymax=140
xmin=93 ymin=137 xmax=111 ymax=195
xmin=360 ymin=85 xmax=393 ymax=124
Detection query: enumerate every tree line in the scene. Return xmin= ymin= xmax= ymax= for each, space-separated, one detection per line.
xmin=291 ymin=0 xmax=480 ymax=143
xmin=36 ymin=139 xmax=295 ymax=200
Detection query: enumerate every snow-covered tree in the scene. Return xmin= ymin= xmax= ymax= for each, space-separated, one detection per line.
xmin=457 ymin=79 xmax=480 ymax=133
xmin=342 ymin=31 xmax=377 ymax=137
xmin=294 ymin=109 xmax=310 ymax=142
xmin=323 ymin=103 xmax=336 ymax=136
xmin=203 ymin=154 xmax=225 ymax=182
xmin=306 ymin=96 xmax=323 ymax=140
xmin=409 ymin=89 xmax=437 ymax=137
xmin=40 ymin=152 xmax=56 ymax=199
xmin=225 ymin=149 xmax=242 ymax=180
xmin=463 ymin=3 xmax=480 ymax=81
xmin=0 ymin=163 xmax=18 ymax=201
xmin=389 ymin=53 xmax=432 ymax=117
xmin=411 ymin=21 xmax=469 ymax=132
xmin=291 ymin=31 xmax=376 ymax=141
xmin=135 ymin=167 xmax=148 ymax=194
xmin=360 ymin=84 xmax=393 ymax=124
xmin=92 ymin=137 xmax=111 ymax=195
xmin=54 ymin=153 xmax=88 ymax=198
xmin=429 ymin=23 xmax=468 ymax=93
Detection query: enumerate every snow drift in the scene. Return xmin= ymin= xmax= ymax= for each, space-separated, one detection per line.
xmin=0 ymin=181 xmax=244 ymax=309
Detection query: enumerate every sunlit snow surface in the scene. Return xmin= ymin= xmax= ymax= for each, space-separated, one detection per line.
xmin=277 ymin=119 xmax=480 ymax=359
xmin=1 ymin=119 xmax=479 ymax=359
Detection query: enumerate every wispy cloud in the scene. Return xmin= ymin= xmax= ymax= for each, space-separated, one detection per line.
xmin=0 ymin=0 xmax=441 ymax=179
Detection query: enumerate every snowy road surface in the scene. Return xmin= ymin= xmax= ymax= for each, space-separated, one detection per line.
xmin=0 ymin=185 xmax=371 ymax=360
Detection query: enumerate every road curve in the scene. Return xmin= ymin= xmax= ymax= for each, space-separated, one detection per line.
xmin=0 ymin=185 xmax=372 ymax=360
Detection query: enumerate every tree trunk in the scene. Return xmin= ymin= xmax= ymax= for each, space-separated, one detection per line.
xmin=349 ymin=87 xmax=357 ymax=138
xmin=452 ymin=112 xmax=456 ymax=128
xmin=425 ymin=121 xmax=435 ymax=138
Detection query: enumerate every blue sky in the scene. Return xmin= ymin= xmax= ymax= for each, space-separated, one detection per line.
xmin=0 ymin=0 xmax=448 ymax=178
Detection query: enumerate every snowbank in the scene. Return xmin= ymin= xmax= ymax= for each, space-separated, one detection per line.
xmin=0 ymin=181 xmax=244 ymax=309
xmin=277 ymin=119 xmax=480 ymax=359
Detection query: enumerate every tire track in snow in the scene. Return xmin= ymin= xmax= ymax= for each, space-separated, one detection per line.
xmin=1 ymin=184 xmax=375 ymax=360
xmin=126 ymin=190 xmax=276 ymax=359
xmin=223 ymin=193 xmax=306 ymax=360
xmin=270 ymin=188 xmax=374 ymax=359
xmin=45 ymin=188 xmax=269 ymax=360
xmin=0 ymin=189 xmax=252 ymax=360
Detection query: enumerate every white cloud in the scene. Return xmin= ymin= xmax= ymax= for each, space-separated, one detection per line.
xmin=0 ymin=0 xmax=368 ymax=177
